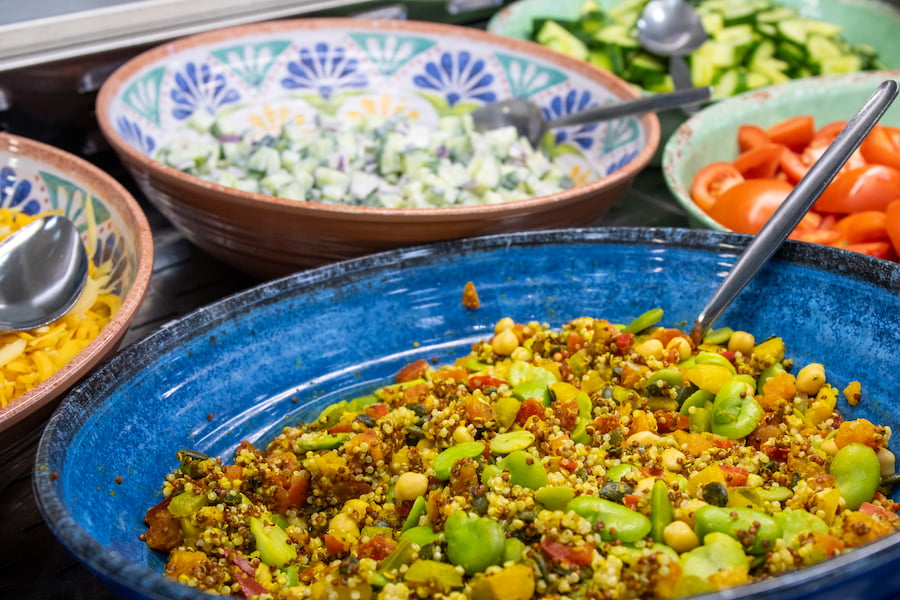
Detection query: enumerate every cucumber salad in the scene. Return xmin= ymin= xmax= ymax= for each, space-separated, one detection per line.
xmin=158 ymin=112 xmax=576 ymax=208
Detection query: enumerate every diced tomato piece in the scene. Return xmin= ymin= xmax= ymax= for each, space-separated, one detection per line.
xmin=233 ymin=570 xmax=269 ymax=598
xmin=540 ymin=539 xmax=594 ymax=566
xmin=468 ymin=374 xmax=506 ymax=391
xmin=623 ymin=494 xmax=640 ymax=509
xmin=323 ymin=533 xmax=346 ymax=555
xmin=432 ymin=366 xmax=468 ymax=382
xmin=364 ymin=403 xmax=390 ymax=420
xmin=396 ymin=359 xmax=430 ymax=382
xmin=558 ymin=457 xmax=578 ymax=472
xmin=719 ymin=464 xmax=749 ymax=487
xmin=515 ymin=397 xmax=546 ymax=426
xmin=286 ymin=472 xmax=310 ymax=510
xmin=567 ymin=332 xmax=585 ymax=354
xmin=613 ymin=332 xmax=634 ymax=355
xmin=356 ymin=534 xmax=397 ymax=561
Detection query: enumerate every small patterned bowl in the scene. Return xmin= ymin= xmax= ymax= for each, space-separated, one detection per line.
xmin=662 ymin=71 xmax=900 ymax=230
xmin=96 ymin=18 xmax=659 ymax=278
xmin=0 ymin=133 xmax=154 ymax=449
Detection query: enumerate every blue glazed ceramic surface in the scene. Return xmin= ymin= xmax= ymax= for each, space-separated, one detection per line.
xmin=35 ymin=228 xmax=900 ymax=600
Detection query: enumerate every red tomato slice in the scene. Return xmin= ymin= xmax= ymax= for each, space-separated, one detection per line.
xmin=833 ymin=211 xmax=888 ymax=243
xmin=733 ymin=143 xmax=786 ymax=179
xmin=885 ymin=199 xmax=900 ymax=258
xmin=708 ymin=178 xmax=793 ymax=233
xmin=814 ymin=120 xmax=849 ymax=145
xmin=815 ymin=165 xmax=900 ymax=213
xmin=690 ymin=162 xmax=744 ymax=213
xmin=738 ymin=124 xmax=771 ymax=152
xmin=766 ymin=115 xmax=815 ymax=152
xmin=789 ymin=228 xmax=843 ymax=245
xmin=860 ymin=125 xmax=900 ymax=171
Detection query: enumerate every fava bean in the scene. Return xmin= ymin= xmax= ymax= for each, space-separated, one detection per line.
xmin=294 ymin=432 xmax=352 ymax=451
xmin=689 ymin=406 xmax=712 ymax=433
xmin=711 ymin=379 xmax=763 ymax=440
xmin=756 ymin=362 xmax=786 ymax=394
xmin=534 ymin=485 xmax=576 ymax=510
xmin=490 ymin=430 xmax=535 ymax=454
xmin=830 ymin=442 xmax=881 ymax=509
xmin=607 ymin=463 xmax=638 ymax=482
xmin=503 ymin=537 xmax=527 ymax=563
xmin=624 ymin=308 xmax=664 ymax=334
xmin=679 ymin=389 xmax=714 ymax=417
xmin=693 ymin=505 xmax=781 ymax=555
xmin=679 ymin=532 xmax=747 ymax=588
xmin=444 ymin=512 xmax=506 ymax=574
xmin=773 ymin=508 xmax=828 ymax=547
xmin=501 ymin=450 xmax=548 ymax=490
xmin=511 ymin=380 xmax=550 ymax=405
xmin=571 ymin=391 xmax=593 ymax=444
xmin=433 ymin=441 xmax=485 ymax=480
xmin=695 ymin=351 xmax=736 ymax=374
xmin=645 ymin=368 xmax=685 ymax=391
xmin=702 ymin=327 xmax=734 ymax=346
xmin=567 ymin=495 xmax=652 ymax=542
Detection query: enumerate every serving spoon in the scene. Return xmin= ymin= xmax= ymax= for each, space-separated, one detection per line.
xmin=470 ymin=85 xmax=712 ymax=148
xmin=690 ymin=79 xmax=899 ymax=344
xmin=636 ymin=0 xmax=708 ymax=115
xmin=0 ymin=215 xmax=89 ymax=331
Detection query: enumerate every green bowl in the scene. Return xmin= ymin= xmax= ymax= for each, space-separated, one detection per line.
xmin=661 ymin=70 xmax=900 ymax=229
xmin=487 ymin=0 xmax=900 ymax=155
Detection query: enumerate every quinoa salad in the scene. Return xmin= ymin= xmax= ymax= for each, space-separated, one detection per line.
xmin=142 ymin=307 xmax=900 ymax=599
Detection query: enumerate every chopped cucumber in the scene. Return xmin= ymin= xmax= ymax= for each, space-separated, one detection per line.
xmin=526 ymin=0 xmax=884 ymax=99
xmin=157 ymin=112 xmax=576 ymax=208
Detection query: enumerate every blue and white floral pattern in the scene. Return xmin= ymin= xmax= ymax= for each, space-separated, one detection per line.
xmin=544 ymin=90 xmax=599 ymax=151
xmin=281 ymin=43 xmax=368 ymax=99
xmin=413 ymin=51 xmax=496 ymax=107
xmin=0 ymin=158 xmax=133 ymax=298
xmin=108 ymin=24 xmax=650 ymax=183
xmin=117 ymin=117 xmax=156 ymax=156
xmin=171 ymin=62 xmax=241 ymax=120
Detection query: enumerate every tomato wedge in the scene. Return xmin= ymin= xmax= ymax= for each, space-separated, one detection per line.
xmin=738 ymin=124 xmax=771 ymax=152
xmin=815 ymin=165 xmax=900 ymax=213
xmin=886 ymin=199 xmax=900 ymax=258
xmin=733 ymin=143 xmax=785 ymax=179
xmin=845 ymin=241 xmax=894 ymax=259
xmin=690 ymin=162 xmax=744 ymax=212
xmin=766 ymin=115 xmax=815 ymax=152
xmin=833 ymin=211 xmax=888 ymax=243
xmin=707 ymin=179 xmax=793 ymax=233
xmin=860 ymin=125 xmax=900 ymax=171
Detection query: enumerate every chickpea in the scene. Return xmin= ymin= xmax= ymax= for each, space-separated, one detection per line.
xmin=663 ymin=521 xmax=700 ymax=553
xmin=727 ymin=331 xmax=756 ymax=355
xmin=491 ymin=328 xmax=519 ymax=356
xmin=494 ymin=317 xmax=515 ymax=333
xmin=394 ymin=472 xmax=429 ymax=502
xmin=796 ymin=363 xmax=826 ymax=395
xmin=666 ymin=336 xmax=692 ymax=362
xmin=634 ymin=338 xmax=664 ymax=360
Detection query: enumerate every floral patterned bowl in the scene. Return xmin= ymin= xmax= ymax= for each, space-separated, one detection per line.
xmin=96 ymin=18 xmax=659 ymax=278
xmin=0 ymin=133 xmax=153 ymax=451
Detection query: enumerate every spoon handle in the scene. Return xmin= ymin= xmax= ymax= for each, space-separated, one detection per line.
xmin=546 ymin=85 xmax=712 ymax=129
xmin=691 ymin=79 xmax=899 ymax=343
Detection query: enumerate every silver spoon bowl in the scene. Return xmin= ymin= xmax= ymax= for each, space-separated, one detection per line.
xmin=637 ymin=0 xmax=708 ymax=114
xmin=0 ymin=215 xmax=89 ymax=331
xmin=470 ymin=85 xmax=712 ymax=148
xmin=691 ymin=79 xmax=899 ymax=343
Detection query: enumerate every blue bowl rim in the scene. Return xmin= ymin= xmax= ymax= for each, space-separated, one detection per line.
xmin=33 ymin=226 xmax=900 ymax=600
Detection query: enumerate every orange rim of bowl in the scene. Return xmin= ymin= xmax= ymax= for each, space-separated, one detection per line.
xmin=96 ymin=18 xmax=661 ymax=222
xmin=0 ymin=132 xmax=155 ymax=432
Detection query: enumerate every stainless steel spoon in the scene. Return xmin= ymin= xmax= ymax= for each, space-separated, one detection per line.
xmin=636 ymin=0 xmax=708 ymax=115
xmin=470 ymin=85 xmax=712 ymax=147
xmin=690 ymin=79 xmax=899 ymax=344
xmin=0 ymin=215 xmax=89 ymax=331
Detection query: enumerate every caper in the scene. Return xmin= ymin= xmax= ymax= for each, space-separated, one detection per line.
xmin=701 ymin=481 xmax=729 ymax=507
xmin=405 ymin=402 xmax=428 ymax=419
xmin=599 ymin=480 xmax=633 ymax=504
xmin=177 ymin=449 xmax=211 ymax=479
xmin=222 ymin=489 xmax=242 ymax=505
xmin=471 ymin=494 xmax=489 ymax=516
xmin=882 ymin=472 xmax=900 ymax=491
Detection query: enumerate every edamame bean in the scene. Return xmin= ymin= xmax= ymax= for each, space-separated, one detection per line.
xmin=490 ymin=430 xmax=535 ymax=454
xmin=433 ymin=441 xmax=485 ymax=480
xmin=623 ymin=308 xmax=664 ymax=334
xmin=693 ymin=505 xmax=781 ymax=555
xmin=501 ymin=450 xmax=548 ymax=490
xmin=711 ymin=379 xmax=763 ymax=440
xmin=444 ymin=512 xmax=506 ymax=574
xmin=830 ymin=442 xmax=881 ymax=509
xmin=567 ymin=495 xmax=652 ymax=543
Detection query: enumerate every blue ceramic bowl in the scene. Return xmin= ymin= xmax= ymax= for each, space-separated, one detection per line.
xmin=35 ymin=228 xmax=900 ymax=600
